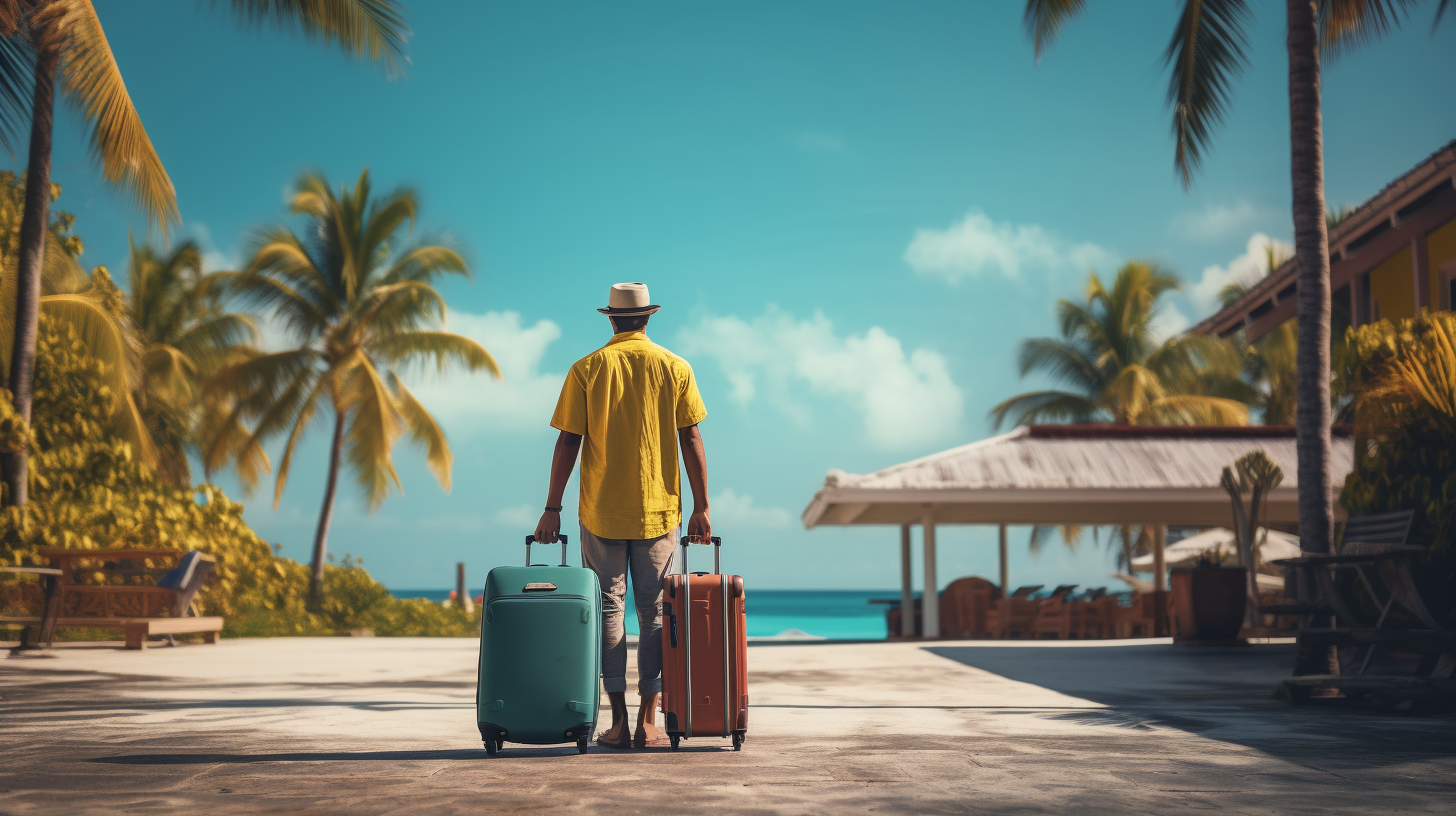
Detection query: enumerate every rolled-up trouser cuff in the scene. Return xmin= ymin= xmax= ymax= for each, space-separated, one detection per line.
xmin=639 ymin=676 xmax=662 ymax=696
xmin=602 ymin=675 xmax=628 ymax=693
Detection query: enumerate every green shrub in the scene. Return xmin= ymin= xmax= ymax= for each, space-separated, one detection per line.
xmin=1339 ymin=312 xmax=1456 ymax=625
xmin=0 ymin=316 xmax=478 ymax=638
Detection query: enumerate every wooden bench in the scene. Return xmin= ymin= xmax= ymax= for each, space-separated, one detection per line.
xmin=0 ymin=616 xmax=226 ymax=649
xmin=1 ymin=549 xmax=221 ymax=650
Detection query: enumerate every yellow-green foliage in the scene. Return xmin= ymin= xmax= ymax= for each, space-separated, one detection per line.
xmin=1340 ymin=312 xmax=1456 ymax=625
xmin=0 ymin=316 xmax=477 ymax=637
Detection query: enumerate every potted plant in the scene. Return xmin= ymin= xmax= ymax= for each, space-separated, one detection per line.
xmin=1170 ymin=543 xmax=1249 ymax=645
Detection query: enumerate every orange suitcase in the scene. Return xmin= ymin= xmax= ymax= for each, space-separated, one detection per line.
xmin=661 ymin=536 xmax=748 ymax=751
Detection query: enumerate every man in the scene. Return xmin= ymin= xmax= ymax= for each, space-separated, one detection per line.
xmin=535 ymin=282 xmax=712 ymax=749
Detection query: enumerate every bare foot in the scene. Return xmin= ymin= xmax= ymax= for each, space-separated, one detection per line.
xmin=634 ymin=693 xmax=669 ymax=748
xmin=634 ymin=719 xmax=668 ymax=748
xmin=596 ymin=718 xmax=631 ymax=749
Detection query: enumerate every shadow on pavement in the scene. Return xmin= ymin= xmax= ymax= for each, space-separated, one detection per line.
xmin=926 ymin=642 xmax=1456 ymax=765
xmin=90 ymin=744 xmax=729 ymax=764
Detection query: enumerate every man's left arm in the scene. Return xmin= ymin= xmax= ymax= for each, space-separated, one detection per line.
xmin=678 ymin=424 xmax=711 ymax=543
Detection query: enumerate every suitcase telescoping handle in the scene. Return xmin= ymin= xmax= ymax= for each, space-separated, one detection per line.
xmin=524 ymin=534 xmax=570 ymax=567
xmin=676 ymin=535 xmax=728 ymax=740
xmin=681 ymin=535 xmax=722 ymax=575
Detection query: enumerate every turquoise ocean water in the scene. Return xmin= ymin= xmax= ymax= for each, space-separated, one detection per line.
xmin=391 ymin=588 xmax=900 ymax=640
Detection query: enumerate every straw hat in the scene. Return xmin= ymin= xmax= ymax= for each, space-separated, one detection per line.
xmin=597 ymin=282 xmax=661 ymax=316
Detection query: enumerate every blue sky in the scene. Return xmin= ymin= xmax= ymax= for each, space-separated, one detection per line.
xmin=40 ymin=2 xmax=1456 ymax=591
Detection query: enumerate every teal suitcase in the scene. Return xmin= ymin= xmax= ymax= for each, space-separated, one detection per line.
xmin=476 ymin=535 xmax=601 ymax=755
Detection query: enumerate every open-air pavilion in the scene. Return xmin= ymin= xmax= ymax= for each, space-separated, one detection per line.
xmin=800 ymin=424 xmax=1357 ymax=638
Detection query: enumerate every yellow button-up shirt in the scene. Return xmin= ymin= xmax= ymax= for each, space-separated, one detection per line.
xmin=551 ymin=331 xmax=708 ymax=540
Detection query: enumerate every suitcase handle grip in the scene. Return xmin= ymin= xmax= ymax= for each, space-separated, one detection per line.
xmin=524 ymin=534 xmax=570 ymax=567
xmin=665 ymin=602 xmax=678 ymax=648
xmin=681 ymin=536 xmax=723 ymax=575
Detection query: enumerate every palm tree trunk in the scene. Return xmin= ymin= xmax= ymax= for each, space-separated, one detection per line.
xmin=1 ymin=37 xmax=59 ymax=508
xmin=1286 ymin=0 xmax=1340 ymax=680
xmin=308 ymin=410 xmax=346 ymax=608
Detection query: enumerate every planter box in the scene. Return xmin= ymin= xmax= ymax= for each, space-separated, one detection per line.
xmin=1170 ymin=567 xmax=1248 ymax=646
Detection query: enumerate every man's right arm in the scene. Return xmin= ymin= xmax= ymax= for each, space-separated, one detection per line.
xmin=535 ymin=430 xmax=582 ymax=543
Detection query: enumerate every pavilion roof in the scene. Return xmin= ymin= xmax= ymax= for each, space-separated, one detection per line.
xmin=801 ymin=425 xmax=1355 ymax=528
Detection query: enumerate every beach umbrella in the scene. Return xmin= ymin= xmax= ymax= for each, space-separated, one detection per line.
xmin=1130 ymin=528 xmax=1301 ymax=571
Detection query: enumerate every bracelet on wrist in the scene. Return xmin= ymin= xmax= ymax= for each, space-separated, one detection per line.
xmin=544 ymin=505 xmax=562 ymax=513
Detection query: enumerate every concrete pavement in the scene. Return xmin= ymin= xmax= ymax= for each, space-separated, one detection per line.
xmin=2 ymin=637 xmax=1454 ymax=814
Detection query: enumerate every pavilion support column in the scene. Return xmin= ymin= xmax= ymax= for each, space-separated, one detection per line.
xmin=1152 ymin=524 xmax=1169 ymax=638
xmin=899 ymin=524 xmax=914 ymax=638
xmin=922 ymin=512 xmax=938 ymax=639
xmin=998 ymin=524 xmax=1009 ymax=597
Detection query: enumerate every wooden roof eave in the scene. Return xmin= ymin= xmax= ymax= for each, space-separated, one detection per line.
xmin=802 ymin=485 xmax=1346 ymax=528
xmin=1188 ymin=140 xmax=1456 ymax=340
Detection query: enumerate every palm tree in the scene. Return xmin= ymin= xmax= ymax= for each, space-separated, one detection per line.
xmin=0 ymin=0 xmax=408 ymax=508
xmin=1000 ymin=261 xmax=1248 ymax=575
xmin=205 ymin=170 xmax=500 ymax=606
xmin=991 ymin=261 xmax=1249 ymax=429
xmin=126 ymin=236 xmax=257 ymax=486
xmin=1023 ymin=0 xmax=1451 ymax=563
xmin=0 ymin=171 xmax=153 ymax=469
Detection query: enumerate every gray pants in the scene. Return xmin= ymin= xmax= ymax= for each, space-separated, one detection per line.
xmin=579 ymin=525 xmax=677 ymax=695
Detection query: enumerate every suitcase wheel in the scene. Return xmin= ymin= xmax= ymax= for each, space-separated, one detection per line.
xmin=732 ymin=732 xmax=744 ymax=752
xmin=669 ymin=735 xmax=681 ymax=751
xmin=576 ymin=736 xmax=589 ymax=754
xmin=485 ymin=740 xmax=497 ymax=757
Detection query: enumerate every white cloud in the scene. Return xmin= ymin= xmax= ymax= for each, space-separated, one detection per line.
xmin=709 ymin=489 xmax=794 ymax=530
xmin=797 ymin=131 xmax=847 ymax=153
xmin=1149 ymin=305 xmax=1192 ymax=344
xmin=1188 ymin=233 xmax=1292 ymax=316
xmin=1171 ymin=201 xmax=1261 ymax=242
xmin=405 ymin=310 xmax=564 ymax=433
xmin=678 ymin=307 xmax=963 ymax=449
xmin=494 ymin=503 xmax=537 ymax=529
xmin=184 ymin=222 xmax=241 ymax=273
xmin=903 ymin=211 xmax=1117 ymax=283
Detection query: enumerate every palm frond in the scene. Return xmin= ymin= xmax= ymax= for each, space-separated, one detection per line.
xmin=218 ymin=0 xmax=409 ymax=76
xmin=356 ymin=279 xmax=446 ymax=329
xmin=378 ymin=244 xmax=468 ymax=286
xmin=113 ymin=389 xmax=158 ymax=467
xmin=37 ymin=292 xmax=138 ymax=396
xmin=337 ymin=351 xmax=403 ymax=510
xmin=141 ymin=344 xmax=197 ymax=405
xmin=368 ymin=330 xmax=499 ymax=377
xmin=1320 ymin=0 xmax=1418 ymax=57
xmin=1029 ymin=524 xmax=1082 ymax=558
xmin=1023 ymin=0 xmax=1087 ymax=61
xmin=990 ymin=390 xmax=1102 ymax=430
xmin=56 ymin=0 xmax=178 ymax=228
xmin=271 ymin=374 xmax=327 ymax=508
xmin=1016 ymin=337 xmax=1102 ymax=394
xmin=1147 ymin=394 xmax=1250 ymax=425
xmin=1163 ymin=0 xmax=1252 ymax=187
xmin=0 ymin=33 xmax=34 ymax=156
xmin=389 ymin=372 xmax=451 ymax=491
xmin=171 ymin=313 xmax=258 ymax=370
xmin=1102 ymin=364 xmax=1166 ymax=424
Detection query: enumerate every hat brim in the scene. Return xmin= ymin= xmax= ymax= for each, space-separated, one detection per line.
xmin=597 ymin=305 xmax=661 ymax=316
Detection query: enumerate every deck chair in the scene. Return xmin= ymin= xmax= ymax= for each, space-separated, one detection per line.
xmin=155 ymin=552 xmax=217 ymax=617
xmin=1031 ymin=585 xmax=1078 ymax=639
xmin=938 ymin=577 xmax=1000 ymax=638
xmin=993 ymin=585 xmax=1044 ymax=639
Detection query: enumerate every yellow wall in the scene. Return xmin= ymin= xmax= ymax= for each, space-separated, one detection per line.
xmin=1369 ymin=245 xmax=1414 ymax=321
xmin=1428 ymin=217 xmax=1456 ymax=310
